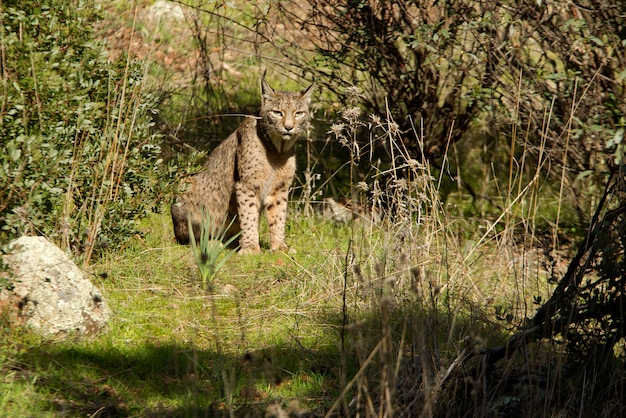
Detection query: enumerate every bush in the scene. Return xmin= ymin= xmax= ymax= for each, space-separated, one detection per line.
xmin=0 ymin=0 xmax=165 ymax=264
xmin=222 ymin=0 xmax=625 ymax=223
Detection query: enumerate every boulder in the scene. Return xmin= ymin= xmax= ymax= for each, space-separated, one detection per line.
xmin=0 ymin=236 xmax=111 ymax=338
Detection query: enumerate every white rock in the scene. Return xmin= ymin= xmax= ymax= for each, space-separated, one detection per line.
xmin=1 ymin=236 xmax=111 ymax=338
xmin=149 ymin=0 xmax=186 ymax=21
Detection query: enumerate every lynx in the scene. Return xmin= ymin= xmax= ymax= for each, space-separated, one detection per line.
xmin=171 ymin=73 xmax=314 ymax=254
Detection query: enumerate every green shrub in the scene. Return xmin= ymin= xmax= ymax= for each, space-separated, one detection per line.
xmin=0 ymin=0 xmax=165 ymax=263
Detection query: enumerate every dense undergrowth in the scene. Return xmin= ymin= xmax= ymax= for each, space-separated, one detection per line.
xmin=0 ymin=0 xmax=168 ymax=266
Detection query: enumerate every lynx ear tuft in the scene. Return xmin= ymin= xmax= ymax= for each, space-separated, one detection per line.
xmin=301 ymin=81 xmax=315 ymax=105
xmin=261 ymin=70 xmax=275 ymax=101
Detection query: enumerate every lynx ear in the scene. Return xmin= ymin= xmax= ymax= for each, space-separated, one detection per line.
xmin=300 ymin=80 xmax=315 ymax=105
xmin=261 ymin=71 xmax=275 ymax=101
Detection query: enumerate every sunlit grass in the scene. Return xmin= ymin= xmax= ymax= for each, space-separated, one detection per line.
xmin=0 ymin=187 xmax=560 ymax=415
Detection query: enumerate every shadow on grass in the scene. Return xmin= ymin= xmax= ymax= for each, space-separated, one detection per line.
xmin=316 ymin=295 xmax=516 ymax=417
xmin=314 ymin=292 xmax=623 ymax=417
xmin=5 ymin=295 xmax=581 ymax=417
xmin=7 ymin=338 xmax=345 ymax=417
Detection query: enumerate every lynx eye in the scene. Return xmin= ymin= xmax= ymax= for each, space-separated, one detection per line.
xmin=270 ymin=110 xmax=283 ymax=118
xmin=294 ymin=111 xmax=307 ymax=118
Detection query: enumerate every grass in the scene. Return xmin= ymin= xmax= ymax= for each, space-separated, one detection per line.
xmin=0 ymin=210 xmax=359 ymax=415
xmin=0 ymin=13 xmax=573 ymax=413
xmin=3 ymin=1 xmax=615 ymax=416
xmin=0 ymin=188 xmax=559 ymax=416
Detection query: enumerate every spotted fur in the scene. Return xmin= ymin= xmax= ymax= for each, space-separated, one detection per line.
xmin=171 ymin=74 xmax=314 ymax=254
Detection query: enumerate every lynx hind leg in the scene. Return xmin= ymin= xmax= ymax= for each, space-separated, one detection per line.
xmin=171 ymin=201 xmax=196 ymax=245
xmin=222 ymin=210 xmax=242 ymax=249
xmin=172 ymin=200 xmax=212 ymax=245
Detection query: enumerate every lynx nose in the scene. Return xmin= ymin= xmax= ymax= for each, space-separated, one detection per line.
xmin=283 ymin=114 xmax=295 ymax=132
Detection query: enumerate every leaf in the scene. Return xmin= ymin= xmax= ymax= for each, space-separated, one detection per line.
xmin=575 ymin=170 xmax=594 ymax=182
xmin=546 ymin=72 xmax=567 ymax=81
xmin=12 ymin=148 xmax=22 ymax=161
xmin=588 ymin=36 xmax=604 ymax=47
xmin=606 ymin=129 xmax=624 ymax=148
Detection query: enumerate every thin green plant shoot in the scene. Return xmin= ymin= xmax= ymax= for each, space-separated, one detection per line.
xmin=187 ymin=211 xmax=240 ymax=291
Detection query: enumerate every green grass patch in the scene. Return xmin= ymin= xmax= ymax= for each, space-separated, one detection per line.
xmin=0 ymin=204 xmax=554 ymax=415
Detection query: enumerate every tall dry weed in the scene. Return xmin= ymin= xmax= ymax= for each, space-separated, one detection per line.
xmin=316 ymin=83 xmax=586 ymax=416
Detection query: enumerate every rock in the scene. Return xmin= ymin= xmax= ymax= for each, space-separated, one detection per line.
xmin=0 ymin=236 xmax=111 ymax=338
xmin=322 ymin=197 xmax=381 ymax=224
xmin=148 ymin=0 xmax=186 ymax=22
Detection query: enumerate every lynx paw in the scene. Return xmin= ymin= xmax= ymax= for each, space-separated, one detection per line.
xmin=270 ymin=243 xmax=294 ymax=254
xmin=239 ymin=246 xmax=261 ymax=255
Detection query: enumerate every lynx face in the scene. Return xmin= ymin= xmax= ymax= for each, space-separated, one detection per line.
xmin=259 ymin=79 xmax=313 ymax=153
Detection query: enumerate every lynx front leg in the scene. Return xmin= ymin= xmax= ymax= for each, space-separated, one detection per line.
xmin=265 ymin=187 xmax=289 ymax=252
xmin=235 ymin=183 xmax=262 ymax=254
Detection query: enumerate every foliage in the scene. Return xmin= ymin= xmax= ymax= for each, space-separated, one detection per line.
xmin=187 ymin=211 xmax=239 ymax=291
xmin=296 ymin=0 xmax=490 ymax=162
xmin=0 ymin=0 xmax=165 ymax=262
xmin=175 ymin=0 xmax=625 ymax=227
xmin=492 ymin=0 xmax=626 ymax=222
xmin=544 ymin=168 xmax=626 ymax=362
xmin=276 ymin=0 xmax=626 ymax=165
xmin=478 ymin=165 xmax=626 ymax=414
xmin=0 ymin=244 xmax=14 ymax=292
